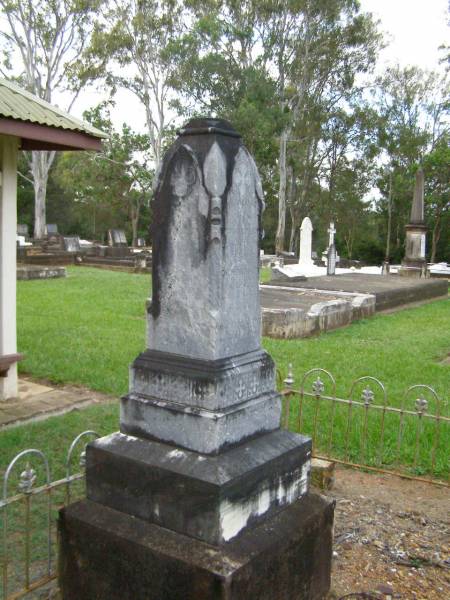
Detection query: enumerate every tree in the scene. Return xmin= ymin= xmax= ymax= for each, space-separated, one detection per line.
xmin=270 ymin=0 xmax=381 ymax=253
xmin=423 ymin=135 xmax=450 ymax=262
xmin=84 ymin=0 xmax=186 ymax=167
xmin=55 ymin=105 xmax=153 ymax=244
xmin=0 ymin=0 xmax=101 ymax=238
xmin=374 ymin=66 xmax=449 ymax=257
xmin=171 ymin=0 xmax=382 ymax=254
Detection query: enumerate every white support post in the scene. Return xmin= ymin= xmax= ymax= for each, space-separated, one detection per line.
xmin=0 ymin=135 xmax=19 ymax=400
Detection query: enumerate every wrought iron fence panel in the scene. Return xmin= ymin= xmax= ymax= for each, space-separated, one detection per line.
xmin=281 ymin=365 xmax=449 ymax=487
xmin=0 ymin=431 xmax=99 ymax=600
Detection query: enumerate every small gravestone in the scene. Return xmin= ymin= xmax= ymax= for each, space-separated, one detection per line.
xmin=45 ymin=224 xmax=59 ymax=244
xmin=327 ymin=243 xmax=337 ymax=275
xmin=59 ymin=118 xmax=334 ymax=600
xmin=107 ymin=229 xmax=128 ymax=247
xmin=17 ymin=223 xmax=29 ymax=238
xmin=136 ymin=237 xmax=146 ymax=247
xmin=46 ymin=224 xmax=58 ymax=235
xmin=106 ymin=229 xmax=130 ymax=258
xmin=298 ymin=217 xmax=314 ymax=268
xmin=62 ymin=236 xmax=80 ymax=253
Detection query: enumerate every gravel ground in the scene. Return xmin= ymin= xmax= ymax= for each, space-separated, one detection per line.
xmin=322 ymin=467 xmax=450 ymax=599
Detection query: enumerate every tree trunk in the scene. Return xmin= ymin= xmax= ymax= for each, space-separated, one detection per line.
xmin=130 ymin=202 xmax=141 ymax=247
xmin=30 ymin=151 xmax=53 ymax=239
xmin=288 ymin=205 xmax=299 ymax=254
xmin=385 ymin=172 xmax=392 ymax=261
xmin=431 ymin=212 xmax=441 ymax=263
xmin=275 ymin=129 xmax=289 ymax=254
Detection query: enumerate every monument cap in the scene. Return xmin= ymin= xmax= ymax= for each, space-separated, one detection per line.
xmin=178 ymin=117 xmax=241 ymax=138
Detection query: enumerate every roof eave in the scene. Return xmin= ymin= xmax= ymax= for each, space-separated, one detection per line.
xmin=0 ymin=118 xmax=104 ymax=151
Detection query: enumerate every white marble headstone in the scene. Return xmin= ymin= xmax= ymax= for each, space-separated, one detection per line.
xmin=298 ymin=217 xmax=314 ymax=267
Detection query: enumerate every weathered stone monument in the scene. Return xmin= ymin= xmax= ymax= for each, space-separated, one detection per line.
xmin=322 ymin=221 xmax=339 ymax=269
xmin=107 ymin=228 xmax=128 ymax=247
xmin=106 ymin=228 xmax=131 ymax=257
xmin=400 ymin=168 xmax=428 ymax=278
xmin=298 ymin=217 xmax=314 ymax=268
xmin=62 ymin=236 xmax=80 ymax=253
xmin=327 ymin=243 xmax=337 ymax=276
xmin=58 ymin=118 xmax=334 ymax=599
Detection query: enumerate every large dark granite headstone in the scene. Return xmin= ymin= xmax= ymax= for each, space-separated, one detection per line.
xmin=59 ymin=118 xmax=334 ymax=599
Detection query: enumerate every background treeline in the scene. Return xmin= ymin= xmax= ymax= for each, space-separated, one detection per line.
xmin=3 ymin=0 xmax=449 ymax=262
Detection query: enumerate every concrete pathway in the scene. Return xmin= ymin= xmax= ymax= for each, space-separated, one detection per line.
xmin=0 ymin=378 xmax=116 ymax=429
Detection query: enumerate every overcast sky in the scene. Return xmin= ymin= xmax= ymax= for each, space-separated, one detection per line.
xmin=73 ymin=0 xmax=450 ymax=132
xmin=359 ymin=0 xmax=449 ymax=71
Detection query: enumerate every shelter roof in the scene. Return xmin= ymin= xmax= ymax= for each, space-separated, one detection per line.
xmin=0 ymin=79 xmax=106 ymax=151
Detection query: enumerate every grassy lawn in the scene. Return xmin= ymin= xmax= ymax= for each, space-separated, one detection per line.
xmin=2 ymin=266 xmax=448 ymax=478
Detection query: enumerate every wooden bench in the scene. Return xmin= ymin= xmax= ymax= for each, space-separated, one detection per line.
xmin=0 ymin=353 xmax=24 ymax=377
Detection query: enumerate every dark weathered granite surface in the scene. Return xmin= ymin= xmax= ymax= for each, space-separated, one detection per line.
xmin=59 ymin=493 xmax=334 ymax=600
xmin=86 ymin=430 xmax=311 ymax=544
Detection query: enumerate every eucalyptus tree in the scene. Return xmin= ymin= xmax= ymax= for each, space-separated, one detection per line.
xmin=55 ymin=104 xmax=153 ymax=244
xmin=268 ymin=0 xmax=382 ymax=253
xmin=374 ymin=65 xmax=449 ymax=256
xmin=84 ymin=0 xmax=187 ymax=167
xmin=423 ymin=134 xmax=450 ymax=262
xmin=172 ymin=0 xmax=381 ymax=252
xmin=0 ymin=0 xmax=101 ymax=238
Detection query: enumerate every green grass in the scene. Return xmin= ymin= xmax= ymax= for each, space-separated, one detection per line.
xmin=4 ymin=266 xmax=449 ymax=478
xmin=17 ymin=267 xmax=149 ymax=396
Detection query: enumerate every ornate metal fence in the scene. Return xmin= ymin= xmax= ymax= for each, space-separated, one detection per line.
xmin=281 ymin=366 xmax=449 ymax=487
xmin=1 ymin=431 xmax=99 ymax=600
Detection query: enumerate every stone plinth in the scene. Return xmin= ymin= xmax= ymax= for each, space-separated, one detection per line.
xmin=59 ymin=119 xmax=333 ymax=599
xmin=86 ymin=430 xmax=311 ymax=545
xmin=59 ymin=494 xmax=334 ymax=600
xmin=122 ymin=349 xmax=281 ymax=454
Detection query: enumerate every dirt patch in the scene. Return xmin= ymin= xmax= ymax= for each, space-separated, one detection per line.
xmin=321 ymin=467 xmax=450 ymax=599
xmin=438 ymin=352 xmax=450 ymax=365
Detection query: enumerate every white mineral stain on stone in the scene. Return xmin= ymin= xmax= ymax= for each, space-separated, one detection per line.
xmin=95 ymin=432 xmax=138 ymax=447
xmin=219 ymin=460 xmax=310 ymax=542
xmin=167 ymin=449 xmax=186 ymax=459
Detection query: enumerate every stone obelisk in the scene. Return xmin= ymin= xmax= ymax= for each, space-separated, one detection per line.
xmin=58 ymin=118 xmax=334 ymax=600
xmin=400 ymin=168 xmax=428 ymax=277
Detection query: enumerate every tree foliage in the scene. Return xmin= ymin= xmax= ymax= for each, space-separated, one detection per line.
xmin=55 ymin=104 xmax=153 ymax=244
xmin=0 ymin=0 xmax=101 ymax=238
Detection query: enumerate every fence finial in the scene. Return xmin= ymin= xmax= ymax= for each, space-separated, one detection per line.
xmin=283 ymin=363 xmax=294 ymax=387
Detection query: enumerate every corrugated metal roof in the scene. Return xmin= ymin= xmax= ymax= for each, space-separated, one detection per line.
xmin=0 ymin=79 xmax=107 ymax=138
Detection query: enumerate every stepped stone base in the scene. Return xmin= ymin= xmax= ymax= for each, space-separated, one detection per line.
xmin=122 ymin=349 xmax=282 ymax=454
xmin=58 ymin=494 xmax=334 ymax=600
xmin=86 ymin=430 xmax=311 ymax=545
